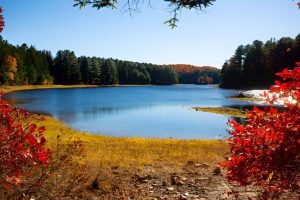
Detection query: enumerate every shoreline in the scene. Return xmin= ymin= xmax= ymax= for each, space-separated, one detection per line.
xmin=1 ymin=84 xmax=219 ymax=94
xmin=1 ymin=84 xmax=168 ymax=94
xmin=1 ymin=84 xmax=228 ymax=167
xmin=38 ymin=115 xmax=228 ymax=168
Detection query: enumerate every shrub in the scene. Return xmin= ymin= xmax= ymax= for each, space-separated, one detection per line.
xmin=0 ymin=93 xmax=93 ymax=199
xmin=223 ymin=63 xmax=300 ymax=197
xmin=0 ymin=7 xmax=4 ymax=32
xmin=0 ymin=93 xmax=50 ymax=196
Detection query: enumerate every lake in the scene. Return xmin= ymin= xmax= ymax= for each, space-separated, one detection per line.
xmin=5 ymin=85 xmax=253 ymax=139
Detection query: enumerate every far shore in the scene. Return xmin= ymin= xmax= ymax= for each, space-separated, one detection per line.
xmin=0 ymin=84 xmax=98 ymax=94
xmin=0 ymin=84 xmax=157 ymax=94
xmin=0 ymin=84 xmax=220 ymax=94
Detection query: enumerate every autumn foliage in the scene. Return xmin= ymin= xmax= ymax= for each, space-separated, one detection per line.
xmin=0 ymin=93 xmax=50 ymax=191
xmin=223 ymin=63 xmax=300 ymax=195
xmin=167 ymin=64 xmax=218 ymax=74
xmin=0 ymin=7 xmax=4 ymax=33
xmin=3 ymin=55 xmax=17 ymax=81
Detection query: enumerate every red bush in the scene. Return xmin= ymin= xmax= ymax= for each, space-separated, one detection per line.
xmin=0 ymin=93 xmax=50 ymax=190
xmin=0 ymin=7 xmax=4 ymax=32
xmin=223 ymin=63 xmax=300 ymax=195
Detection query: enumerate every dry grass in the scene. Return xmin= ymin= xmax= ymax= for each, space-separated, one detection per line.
xmin=34 ymin=116 xmax=228 ymax=169
xmin=193 ymin=107 xmax=247 ymax=118
xmin=227 ymin=96 xmax=264 ymax=102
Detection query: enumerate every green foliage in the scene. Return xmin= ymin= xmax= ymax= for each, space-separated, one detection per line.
xmin=73 ymin=0 xmax=215 ymax=28
xmin=0 ymin=38 xmax=52 ymax=85
xmin=220 ymin=34 xmax=300 ymax=89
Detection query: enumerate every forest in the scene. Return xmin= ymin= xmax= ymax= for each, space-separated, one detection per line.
xmin=0 ymin=37 xmax=220 ymax=86
xmin=220 ymin=34 xmax=300 ymax=89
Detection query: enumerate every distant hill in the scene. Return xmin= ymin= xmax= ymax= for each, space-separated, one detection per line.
xmin=163 ymin=64 xmax=221 ymax=84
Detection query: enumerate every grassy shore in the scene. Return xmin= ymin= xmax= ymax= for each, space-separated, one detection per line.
xmin=3 ymin=85 xmax=228 ymax=168
xmin=193 ymin=107 xmax=247 ymax=118
xmin=227 ymin=96 xmax=263 ymax=101
xmin=35 ymin=116 xmax=228 ymax=169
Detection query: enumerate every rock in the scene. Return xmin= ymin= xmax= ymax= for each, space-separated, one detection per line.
xmin=152 ymin=183 xmax=161 ymax=187
xmin=213 ymin=167 xmax=221 ymax=175
xmin=162 ymin=180 xmax=167 ymax=186
xmin=111 ymin=165 xmax=119 ymax=170
xmin=91 ymin=176 xmax=99 ymax=190
xmin=142 ymin=180 xmax=148 ymax=183
xmin=181 ymin=177 xmax=188 ymax=181
xmin=196 ymin=177 xmax=209 ymax=181
xmin=177 ymin=180 xmax=185 ymax=186
xmin=195 ymin=163 xmax=209 ymax=169
xmin=179 ymin=194 xmax=188 ymax=200
xmin=112 ymin=170 xmax=119 ymax=174
xmin=133 ymin=174 xmax=152 ymax=183
xmin=167 ymin=187 xmax=175 ymax=191
xmin=187 ymin=160 xmax=195 ymax=166
xmin=171 ymin=175 xmax=179 ymax=185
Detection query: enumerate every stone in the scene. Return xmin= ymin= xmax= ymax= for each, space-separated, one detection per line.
xmin=171 ymin=175 xmax=179 ymax=185
xmin=111 ymin=165 xmax=119 ymax=170
xmin=187 ymin=160 xmax=195 ymax=166
xmin=213 ymin=167 xmax=221 ymax=175
xmin=181 ymin=177 xmax=188 ymax=181
xmin=134 ymin=174 xmax=152 ymax=183
xmin=196 ymin=177 xmax=209 ymax=181
xmin=179 ymin=194 xmax=188 ymax=200
xmin=112 ymin=170 xmax=119 ymax=174
xmin=195 ymin=163 xmax=209 ymax=169
xmin=177 ymin=180 xmax=185 ymax=186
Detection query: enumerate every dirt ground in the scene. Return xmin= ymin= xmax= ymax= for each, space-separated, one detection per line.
xmin=71 ymin=161 xmax=299 ymax=200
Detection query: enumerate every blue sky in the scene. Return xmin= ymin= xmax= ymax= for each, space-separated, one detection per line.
xmin=1 ymin=0 xmax=299 ymax=68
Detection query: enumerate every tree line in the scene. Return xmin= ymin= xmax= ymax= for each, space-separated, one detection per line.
xmin=52 ymin=51 xmax=179 ymax=85
xmin=0 ymin=37 xmax=220 ymax=86
xmin=169 ymin=64 xmax=221 ymax=84
xmin=220 ymin=34 xmax=300 ymax=89
xmin=0 ymin=36 xmax=53 ymax=85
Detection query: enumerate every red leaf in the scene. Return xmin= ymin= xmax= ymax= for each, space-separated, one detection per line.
xmin=29 ymin=124 xmax=37 ymax=132
xmin=37 ymin=126 xmax=46 ymax=133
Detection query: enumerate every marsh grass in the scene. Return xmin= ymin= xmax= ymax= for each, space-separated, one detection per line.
xmin=34 ymin=116 xmax=228 ymax=169
xmin=193 ymin=107 xmax=247 ymax=118
xmin=227 ymin=96 xmax=264 ymax=101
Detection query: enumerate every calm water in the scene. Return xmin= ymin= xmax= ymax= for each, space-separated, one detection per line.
xmin=5 ymin=85 xmax=252 ymax=139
